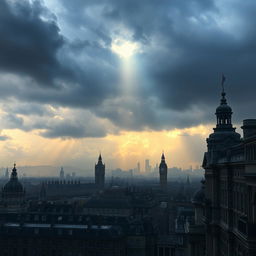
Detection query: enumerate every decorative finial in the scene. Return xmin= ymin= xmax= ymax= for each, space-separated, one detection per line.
xmin=220 ymin=74 xmax=228 ymax=105
xmin=98 ymin=152 xmax=102 ymax=161
xmin=14 ymin=163 xmax=16 ymax=168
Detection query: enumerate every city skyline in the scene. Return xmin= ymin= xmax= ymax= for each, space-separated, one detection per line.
xmin=0 ymin=0 xmax=255 ymax=172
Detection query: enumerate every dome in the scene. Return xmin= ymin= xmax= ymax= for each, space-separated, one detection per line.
xmin=216 ymin=104 xmax=232 ymax=114
xmin=2 ymin=164 xmax=24 ymax=199
xmin=3 ymin=178 xmax=24 ymax=193
xmin=192 ymin=180 xmax=205 ymax=205
xmin=215 ymin=92 xmax=232 ymax=114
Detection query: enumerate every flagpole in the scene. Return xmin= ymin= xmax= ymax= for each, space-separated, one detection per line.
xmin=221 ymin=74 xmax=226 ymax=93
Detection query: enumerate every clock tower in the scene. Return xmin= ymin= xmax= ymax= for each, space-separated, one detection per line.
xmin=159 ymin=153 xmax=168 ymax=189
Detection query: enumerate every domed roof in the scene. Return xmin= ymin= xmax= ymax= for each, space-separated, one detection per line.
xmin=215 ymin=92 xmax=232 ymax=114
xmin=216 ymin=103 xmax=232 ymax=113
xmin=2 ymin=164 xmax=24 ymax=194
xmin=192 ymin=179 xmax=205 ymax=205
xmin=3 ymin=179 xmax=24 ymax=193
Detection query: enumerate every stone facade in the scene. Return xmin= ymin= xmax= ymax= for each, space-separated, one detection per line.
xmin=202 ymin=89 xmax=256 ymax=256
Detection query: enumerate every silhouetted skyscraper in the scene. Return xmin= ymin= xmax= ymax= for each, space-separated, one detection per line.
xmin=145 ymin=159 xmax=150 ymax=172
xmin=137 ymin=162 xmax=140 ymax=172
xmin=39 ymin=182 xmax=46 ymax=201
xmin=95 ymin=154 xmax=105 ymax=188
xmin=159 ymin=153 xmax=167 ymax=189
xmin=4 ymin=168 xmax=8 ymax=179
xmin=60 ymin=167 xmax=64 ymax=180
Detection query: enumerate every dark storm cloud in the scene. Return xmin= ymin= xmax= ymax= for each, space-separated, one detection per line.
xmin=40 ymin=121 xmax=107 ymax=139
xmin=58 ymin=0 xmax=256 ymax=125
xmin=4 ymin=113 xmax=24 ymax=129
xmin=3 ymin=102 xmax=53 ymax=117
xmin=0 ymin=106 xmax=112 ymax=139
xmin=0 ymin=0 xmax=67 ymax=85
xmin=0 ymin=0 xmax=119 ymax=108
xmin=0 ymin=0 xmax=256 ymax=138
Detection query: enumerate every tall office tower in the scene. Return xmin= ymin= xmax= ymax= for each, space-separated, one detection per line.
xmin=145 ymin=159 xmax=150 ymax=172
xmin=95 ymin=154 xmax=105 ymax=188
xmin=137 ymin=162 xmax=140 ymax=172
xmin=202 ymin=86 xmax=256 ymax=256
xmin=159 ymin=153 xmax=167 ymax=189
xmin=4 ymin=168 xmax=9 ymax=179
xmin=59 ymin=167 xmax=65 ymax=180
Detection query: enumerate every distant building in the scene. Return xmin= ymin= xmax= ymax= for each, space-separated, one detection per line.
xmin=59 ymin=166 xmax=64 ymax=180
xmin=137 ymin=162 xmax=141 ymax=173
xmin=39 ymin=182 xmax=46 ymax=201
xmin=95 ymin=154 xmax=105 ymax=188
xmin=154 ymin=163 xmax=158 ymax=172
xmin=159 ymin=153 xmax=167 ymax=189
xmin=4 ymin=168 xmax=8 ymax=179
xmin=145 ymin=159 xmax=150 ymax=172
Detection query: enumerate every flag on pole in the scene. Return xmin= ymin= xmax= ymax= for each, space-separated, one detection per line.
xmin=221 ymin=74 xmax=226 ymax=92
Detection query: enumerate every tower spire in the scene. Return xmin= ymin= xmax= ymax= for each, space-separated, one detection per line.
xmin=11 ymin=163 xmax=18 ymax=179
xmin=161 ymin=151 xmax=165 ymax=161
xmin=98 ymin=153 xmax=102 ymax=162
xmin=215 ymin=75 xmax=234 ymax=131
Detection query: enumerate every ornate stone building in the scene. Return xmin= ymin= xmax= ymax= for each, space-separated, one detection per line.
xmin=159 ymin=153 xmax=168 ymax=189
xmin=202 ymin=88 xmax=256 ymax=256
xmin=95 ymin=154 xmax=105 ymax=188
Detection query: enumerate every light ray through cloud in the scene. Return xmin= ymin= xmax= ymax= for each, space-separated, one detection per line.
xmin=111 ymin=39 xmax=139 ymax=59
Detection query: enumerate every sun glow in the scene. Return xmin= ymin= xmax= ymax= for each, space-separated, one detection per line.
xmin=111 ymin=39 xmax=138 ymax=59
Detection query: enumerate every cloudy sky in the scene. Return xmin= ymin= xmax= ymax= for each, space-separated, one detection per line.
xmin=0 ymin=0 xmax=255 ymax=173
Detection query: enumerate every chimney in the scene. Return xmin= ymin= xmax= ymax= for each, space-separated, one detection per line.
xmin=241 ymin=119 xmax=256 ymax=139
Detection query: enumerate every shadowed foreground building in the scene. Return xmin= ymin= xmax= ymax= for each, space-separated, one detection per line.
xmin=200 ymin=89 xmax=256 ymax=256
